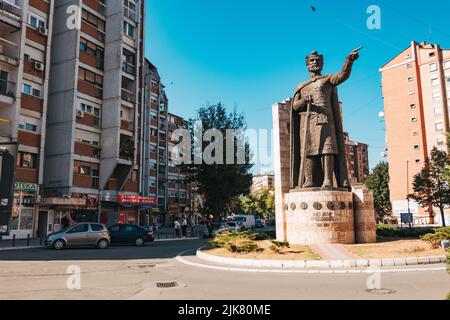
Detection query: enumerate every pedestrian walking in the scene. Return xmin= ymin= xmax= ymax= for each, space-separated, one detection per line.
xmin=181 ymin=216 xmax=188 ymax=238
xmin=174 ymin=219 xmax=181 ymax=238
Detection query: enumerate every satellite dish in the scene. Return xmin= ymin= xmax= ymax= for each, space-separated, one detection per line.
xmin=378 ymin=111 xmax=385 ymax=118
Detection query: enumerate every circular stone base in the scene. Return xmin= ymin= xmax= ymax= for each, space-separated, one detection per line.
xmin=284 ymin=190 xmax=355 ymax=245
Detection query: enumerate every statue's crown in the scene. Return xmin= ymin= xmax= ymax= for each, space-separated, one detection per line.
xmin=306 ymin=50 xmax=324 ymax=63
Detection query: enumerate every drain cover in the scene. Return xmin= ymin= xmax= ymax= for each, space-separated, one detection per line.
xmin=157 ymin=282 xmax=178 ymax=288
xmin=366 ymin=288 xmax=397 ymax=295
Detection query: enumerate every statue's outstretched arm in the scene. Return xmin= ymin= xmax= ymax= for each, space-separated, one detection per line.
xmin=329 ymin=51 xmax=359 ymax=86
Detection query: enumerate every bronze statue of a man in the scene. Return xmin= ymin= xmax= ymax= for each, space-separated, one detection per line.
xmin=290 ymin=49 xmax=360 ymax=190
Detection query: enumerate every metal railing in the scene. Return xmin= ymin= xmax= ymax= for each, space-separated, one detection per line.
xmin=0 ymin=0 xmax=21 ymax=19
xmin=124 ymin=7 xmax=137 ymax=22
xmin=121 ymin=88 xmax=136 ymax=103
xmin=0 ymin=79 xmax=15 ymax=98
xmin=122 ymin=61 xmax=136 ymax=75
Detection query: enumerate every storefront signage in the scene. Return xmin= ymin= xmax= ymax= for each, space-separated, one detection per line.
xmin=117 ymin=195 xmax=157 ymax=205
xmin=15 ymin=182 xmax=38 ymax=192
xmin=41 ymin=198 xmax=86 ymax=206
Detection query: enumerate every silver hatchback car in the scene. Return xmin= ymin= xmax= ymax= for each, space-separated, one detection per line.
xmin=45 ymin=223 xmax=111 ymax=250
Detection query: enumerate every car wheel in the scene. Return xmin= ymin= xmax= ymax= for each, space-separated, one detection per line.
xmin=53 ymin=239 xmax=65 ymax=250
xmin=135 ymin=237 xmax=145 ymax=247
xmin=97 ymin=239 xmax=109 ymax=249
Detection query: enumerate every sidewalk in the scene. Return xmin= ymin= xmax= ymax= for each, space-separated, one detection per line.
xmin=0 ymin=239 xmax=42 ymax=251
xmin=310 ymin=244 xmax=359 ymax=260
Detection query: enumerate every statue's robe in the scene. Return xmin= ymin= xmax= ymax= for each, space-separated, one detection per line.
xmin=290 ymin=63 xmax=353 ymax=190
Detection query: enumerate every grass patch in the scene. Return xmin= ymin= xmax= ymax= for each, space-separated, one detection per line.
xmin=344 ymin=239 xmax=446 ymax=259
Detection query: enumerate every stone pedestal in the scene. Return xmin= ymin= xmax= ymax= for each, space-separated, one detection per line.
xmin=353 ymin=185 xmax=377 ymax=243
xmin=284 ymin=190 xmax=355 ymax=244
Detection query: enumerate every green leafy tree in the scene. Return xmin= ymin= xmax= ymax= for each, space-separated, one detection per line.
xmin=365 ymin=162 xmax=392 ymax=222
xmin=443 ymin=133 xmax=450 ymax=185
xmin=238 ymin=187 xmax=275 ymax=219
xmin=183 ymin=103 xmax=253 ymax=220
xmin=409 ymin=147 xmax=450 ymax=227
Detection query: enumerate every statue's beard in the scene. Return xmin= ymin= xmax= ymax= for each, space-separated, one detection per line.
xmin=308 ymin=66 xmax=322 ymax=74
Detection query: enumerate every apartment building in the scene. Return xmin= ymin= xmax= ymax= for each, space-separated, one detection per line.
xmin=251 ymin=172 xmax=274 ymax=193
xmin=0 ymin=0 xmax=54 ymax=239
xmin=142 ymin=59 xmax=168 ymax=225
xmin=41 ymin=0 xmax=151 ymax=234
xmin=380 ymin=41 xmax=450 ymax=225
xmin=167 ymin=112 xmax=191 ymax=226
xmin=343 ymin=133 xmax=369 ymax=184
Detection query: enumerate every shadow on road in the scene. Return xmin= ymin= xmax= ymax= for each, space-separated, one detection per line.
xmin=0 ymin=239 xmax=207 ymax=262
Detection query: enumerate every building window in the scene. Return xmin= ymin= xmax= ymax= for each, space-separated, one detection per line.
xmin=411 ymin=117 xmax=417 ymax=123
xmin=412 ymin=131 xmax=419 ymax=136
xmin=408 ymin=77 xmax=414 ymax=82
xmin=410 ymin=104 xmax=416 ymax=109
xmin=406 ymin=63 xmax=412 ymax=69
xmin=413 ymin=145 xmax=420 ymax=150
xmin=432 ymin=90 xmax=441 ymax=100
xmin=16 ymin=152 xmax=38 ymax=169
xmin=434 ymin=106 xmax=443 ymax=116
xmin=123 ymin=21 xmax=135 ymax=38
xmin=405 ymin=54 xmax=411 ymax=59
xmin=435 ymin=122 xmax=444 ymax=132
xmin=408 ymin=90 xmax=415 ymax=95
xmin=28 ymin=14 xmax=46 ymax=29
xmin=22 ymin=84 xmax=31 ymax=95
xmin=444 ymin=60 xmax=450 ymax=70
xmin=19 ymin=123 xmax=38 ymax=132
xmin=431 ymin=78 xmax=439 ymax=87
xmin=429 ymin=63 xmax=438 ymax=72
xmin=429 ymin=52 xmax=436 ymax=57
xmin=437 ymin=135 xmax=446 ymax=145
xmin=415 ymin=159 xmax=420 ymax=164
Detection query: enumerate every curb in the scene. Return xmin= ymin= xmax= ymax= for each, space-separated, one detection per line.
xmin=196 ymin=249 xmax=447 ymax=269
xmin=0 ymin=246 xmax=43 ymax=252
xmin=154 ymin=237 xmax=201 ymax=242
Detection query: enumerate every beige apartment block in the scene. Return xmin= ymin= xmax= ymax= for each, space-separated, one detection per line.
xmin=380 ymin=41 xmax=450 ymax=226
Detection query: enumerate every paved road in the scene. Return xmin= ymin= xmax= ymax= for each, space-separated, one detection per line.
xmin=0 ymin=239 xmax=448 ymax=300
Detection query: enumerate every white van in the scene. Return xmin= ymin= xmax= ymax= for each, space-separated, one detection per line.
xmin=233 ymin=215 xmax=256 ymax=230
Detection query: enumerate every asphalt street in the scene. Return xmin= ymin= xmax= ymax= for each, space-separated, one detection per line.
xmin=0 ymin=239 xmax=448 ymax=300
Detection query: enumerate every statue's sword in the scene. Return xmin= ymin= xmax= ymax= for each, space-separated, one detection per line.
xmin=298 ymin=96 xmax=311 ymax=188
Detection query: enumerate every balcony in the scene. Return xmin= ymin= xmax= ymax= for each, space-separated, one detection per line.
xmin=84 ymin=0 xmax=106 ymax=16
xmin=121 ymin=88 xmax=135 ymax=104
xmin=124 ymin=7 xmax=137 ymax=22
xmin=122 ymin=61 xmax=136 ymax=75
xmin=0 ymin=0 xmax=21 ymax=21
xmin=0 ymin=78 xmax=15 ymax=102
xmin=0 ymin=49 xmax=18 ymax=66
xmin=120 ymin=119 xmax=134 ymax=131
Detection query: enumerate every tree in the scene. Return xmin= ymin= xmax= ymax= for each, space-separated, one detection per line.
xmin=183 ymin=103 xmax=253 ymax=220
xmin=409 ymin=147 xmax=450 ymax=227
xmin=237 ymin=187 xmax=275 ymax=219
xmin=365 ymin=162 xmax=392 ymax=222
xmin=443 ymin=133 xmax=450 ymax=185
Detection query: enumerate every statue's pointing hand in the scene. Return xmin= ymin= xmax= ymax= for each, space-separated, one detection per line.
xmin=347 ymin=51 xmax=360 ymax=62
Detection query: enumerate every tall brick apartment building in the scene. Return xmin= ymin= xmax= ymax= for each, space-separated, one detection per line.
xmin=381 ymin=41 xmax=450 ymax=225
xmin=0 ymin=0 xmax=54 ymax=239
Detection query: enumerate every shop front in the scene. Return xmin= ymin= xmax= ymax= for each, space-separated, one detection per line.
xmin=38 ymin=194 xmax=99 ymax=237
xmin=100 ymin=193 xmax=156 ymax=226
xmin=6 ymin=182 xmax=39 ymax=239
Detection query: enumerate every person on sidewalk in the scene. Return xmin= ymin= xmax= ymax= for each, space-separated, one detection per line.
xmin=181 ymin=216 xmax=188 ymax=238
xmin=174 ymin=219 xmax=181 ymax=238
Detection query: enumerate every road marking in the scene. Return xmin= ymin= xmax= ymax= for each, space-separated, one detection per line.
xmin=175 ymin=249 xmax=447 ymax=274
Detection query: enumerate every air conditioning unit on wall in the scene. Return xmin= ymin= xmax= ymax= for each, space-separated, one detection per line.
xmin=33 ymin=61 xmax=44 ymax=71
xmin=76 ymin=110 xmax=84 ymax=118
xmin=38 ymin=26 xmax=47 ymax=36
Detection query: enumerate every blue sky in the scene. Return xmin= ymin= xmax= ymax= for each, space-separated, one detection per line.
xmin=145 ymin=0 xmax=450 ymax=174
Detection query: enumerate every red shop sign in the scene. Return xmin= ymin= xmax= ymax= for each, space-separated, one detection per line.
xmin=118 ymin=195 xmax=157 ymax=205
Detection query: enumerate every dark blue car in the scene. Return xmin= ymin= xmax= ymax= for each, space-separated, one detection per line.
xmin=108 ymin=224 xmax=154 ymax=247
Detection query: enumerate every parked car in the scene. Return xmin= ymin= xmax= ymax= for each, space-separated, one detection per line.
xmin=233 ymin=215 xmax=256 ymax=230
xmin=265 ymin=219 xmax=276 ymax=227
xmin=255 ymin=220 xmax=265 ymax=228
xmin=109 ymin=224 xmax=154 ymax=246
xmin=226 ymin=221 xmax=245 ymax=233
xmin=45 ymin=223 xmax=110 ymax=250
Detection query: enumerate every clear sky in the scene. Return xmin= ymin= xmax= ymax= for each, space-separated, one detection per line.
xmin=145 ymin=0 xmax=450 ymax=174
